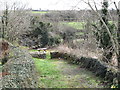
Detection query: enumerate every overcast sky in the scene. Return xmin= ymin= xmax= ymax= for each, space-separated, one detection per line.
xmin=0 ymin=0 xmax=120 ymax=10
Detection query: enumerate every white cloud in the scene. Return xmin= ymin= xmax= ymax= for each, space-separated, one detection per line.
xmin=27 ymin=0 xmax=120 ymax=10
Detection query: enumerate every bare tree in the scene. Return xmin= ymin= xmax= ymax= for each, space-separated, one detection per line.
xmin=82 ymin=0 xmax=119 ymax=65
xmin=114 ymin=1 xmax=120 ymax=68
xmin=0 ymin=2 xmax=30 ymax=43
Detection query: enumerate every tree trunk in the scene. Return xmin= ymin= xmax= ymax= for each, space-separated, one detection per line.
xmin=118 ymin=13 xmax=120 ymax=68
xmin=116 ymin=2 xmax=120 ymax=68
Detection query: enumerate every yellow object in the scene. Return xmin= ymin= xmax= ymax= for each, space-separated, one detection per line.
xmin=111 ymin=85 xmax=116 ymax=88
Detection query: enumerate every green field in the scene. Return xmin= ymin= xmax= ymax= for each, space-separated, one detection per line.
xmin=63 ymin=21 xmax=115 ymax=30
xmin=31 ymin=11 xmax=48 ymax=14
xmin=62 ymin=22 xmax=85 ymax=30
xmin=62 ymin=22 xmax=85 ymax=36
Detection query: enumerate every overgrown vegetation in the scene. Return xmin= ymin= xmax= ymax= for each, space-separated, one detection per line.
xmin=0 ymin=0 xmax=119 ymax=88
xmin=20 ymin=17 xmax=61 ymax=48
xmin=92 ymin=0 xmax=116 ymax=63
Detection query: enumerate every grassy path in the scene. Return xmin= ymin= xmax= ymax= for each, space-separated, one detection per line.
xmin=33 ymin=56 xmax=104 ymax=88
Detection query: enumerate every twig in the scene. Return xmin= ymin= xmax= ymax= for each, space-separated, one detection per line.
xmin=83 ymin=0 xmax=119 ymax=57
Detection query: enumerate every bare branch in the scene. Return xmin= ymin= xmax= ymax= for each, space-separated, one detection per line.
xmin=83 ymin=0 xmax=119 ymax=57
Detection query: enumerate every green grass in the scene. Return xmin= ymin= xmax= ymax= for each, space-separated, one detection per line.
xmin=33 ymin=57 xmax=104 ymax=88
xmin=31 ymin=11 xmax=48 ymax=14
xmin=19 ymin=46 xmax=29 ymax=50
xmin=33 ymin=51 xmax=68 ymax=88
xmin=33 ymin=58 xmax=68 ymax=88
xmin=62 ymin=22 xmax=85 ymax=30
xmin=76 ymin=32 xmax=84 ymax=35
xmin=63 ymin=21 xmax=116 ymax=30
xmin=29 ymin=49 xmax=38 ymax=52
xmin=34 ymin=58 xmax=59 ymax=76
xmin=108 ymin=21 xmax=117 ymax=25
xmin=61 ymin=21 xmax=85 ymax=36
xmin=32 ymin=50 xmax=104 ymax=88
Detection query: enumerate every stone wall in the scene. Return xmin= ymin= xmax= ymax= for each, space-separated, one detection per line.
xmin=1 ymin=41 xmax=39 ymax=88
xmin=29 ymin=51 xmax=46 ymax=59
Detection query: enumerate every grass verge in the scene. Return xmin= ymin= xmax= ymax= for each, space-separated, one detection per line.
xmin=33 ymin=58 xmax=68 ymax=88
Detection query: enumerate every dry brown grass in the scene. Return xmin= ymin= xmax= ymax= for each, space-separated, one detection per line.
xmin=54 ymin=43 xmax=102 ymax=59
xmin=54 ymin=43 xmax=118 ymax=68
xmin=0 ymin=39 xmax=9 ymax=60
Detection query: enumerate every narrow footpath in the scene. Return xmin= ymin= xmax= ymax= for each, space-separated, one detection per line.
xmin=33 ymin=51 xmax=105 ymax=88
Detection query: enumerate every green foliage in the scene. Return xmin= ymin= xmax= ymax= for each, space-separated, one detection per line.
xmin=33 ymin=23 xmax=49 ymax=47
xmin=28 ymin=16 xmax=62 ymax=48
xmin=57 ymin=25 xmax=76 ymax=44
xmin=100 ymin=23 xmax=115 ymax=49
xmin=48 ymin=35 xmax=61 ymax=46
xmin=92 ymin=21 xmax=116 ymax=48
xmin=93 ymin=1 xmax=112 ymax=49
xmin=99 ymin=0 xmax=110 ymax=49
xmin=30 ymin=17 xmax=52 ymax=47
xmin=92 ymin=0 xmax=116 ymax=63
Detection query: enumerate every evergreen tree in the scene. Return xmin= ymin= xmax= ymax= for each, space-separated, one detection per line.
xmin=100 ymin=0 xmax=115 ymax=63
xmin=94 ymin=0 xmax=115 ymax=63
